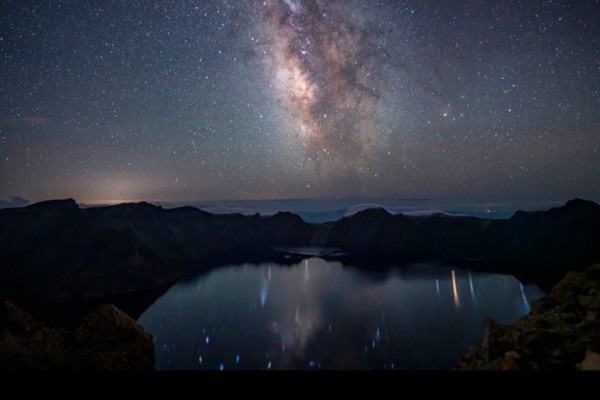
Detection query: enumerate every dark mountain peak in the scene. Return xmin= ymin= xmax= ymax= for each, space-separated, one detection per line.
xmin=169 ymin=205 xmax=210 ymax=216
xmin=511 ymin=209 xmax=537 ymax=219
xmin=348 ymin=207 xmax=391 ymax=220
xmin=563 ymin=198 xmax=600 ymax=211
xmin=272 ymin=211 xmax=303 ymax=222
xmin=511 ymin=198 xmax=600 ymax=220
xmin=138 ymin=202 xmax=164 ymax=212
xmin=19 ymin=199 xmax=80 ymax=217
xmin=116 ymin=201 xmax=162 ymax=210
xmin=122 ymin=202 xmax=165 ymax=218
xmin=273 ymin=211 xmax=295 ymax=217
xmin=26 ymin=198 xmax=78 ymax=210
xmin=85 ymin=201 xmax=164 ymax=220
xmin=543 ymin=198 xmax=600 ymax=219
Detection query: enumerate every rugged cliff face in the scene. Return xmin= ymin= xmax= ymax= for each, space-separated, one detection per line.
xmin=0 ymin=198 xmax=599 ymax=317
xmin=320 ymin=199 xmax=600 ymax=286
xmin=0 ymin=199 xmax=312 ymax=313
xmin=454 ymin=263 xmax=600 ymax=370
xmin=0 ymin=301 xmax=154 ymax=370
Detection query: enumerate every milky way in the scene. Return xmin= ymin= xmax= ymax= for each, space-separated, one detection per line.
xmin=0 ymin=1 xmax=599 ymax=203
xmin=256 ymin=0 xmax=393 ymax=174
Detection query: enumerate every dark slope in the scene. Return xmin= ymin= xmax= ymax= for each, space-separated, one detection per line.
xmin=455 ymin=262 xmax=600 ymax=370
xmin=0 ymin=301 xmax=154 ymax=370
xmin=319 ymin=198 xmax=600 ymax=287
xmin=0 ymin=198 xmax=599 ymax=320
xmin=0 ymin=200 xmax=312 ymax=319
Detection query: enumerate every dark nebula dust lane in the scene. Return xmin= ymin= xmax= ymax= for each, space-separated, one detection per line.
xmin=0 ymin=0 xmax=599 ymax=203
xmin=255 ymin=0 xmax=395 ymax=173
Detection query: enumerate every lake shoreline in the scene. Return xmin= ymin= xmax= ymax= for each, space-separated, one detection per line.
xmin=139 ymin=258 xmax=545 ymax=370
xmin=18 ymin=247 xmax=545 ymax=330
xmin=1 ymin=198 xmax=599 ymax=369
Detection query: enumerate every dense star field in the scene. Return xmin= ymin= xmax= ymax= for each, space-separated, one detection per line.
xmin=0 ymin=0 xmax=598 ymax=204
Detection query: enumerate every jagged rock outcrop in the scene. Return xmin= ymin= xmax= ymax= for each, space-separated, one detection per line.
xmin=454 ymin=263 xmax=600 ymax=370
xmin=0 ymin=301 xmax=154 ymax=370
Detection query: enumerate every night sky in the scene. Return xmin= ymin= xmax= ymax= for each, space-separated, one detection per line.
xmin=1 ymin=1 xmax=599 ymax=205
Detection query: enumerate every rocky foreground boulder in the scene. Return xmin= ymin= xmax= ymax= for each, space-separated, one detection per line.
xmin=454 ymin=263 xmax=600 ymax=370
xmin=0 ymin=301 xmax=154 ymax=370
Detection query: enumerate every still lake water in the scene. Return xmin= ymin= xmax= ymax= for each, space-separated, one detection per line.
xmin=138 ymin=257 xmax=545 ymax=370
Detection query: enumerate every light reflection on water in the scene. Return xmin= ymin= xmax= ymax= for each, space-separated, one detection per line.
xmin=138 ymin=258 xmax=545 ymax=370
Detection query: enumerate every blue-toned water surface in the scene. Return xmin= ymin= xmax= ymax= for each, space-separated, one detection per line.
xmin=139 ymin=258 xmax=544 ymax=370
